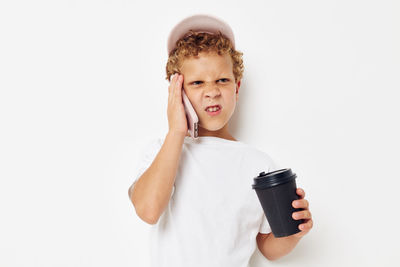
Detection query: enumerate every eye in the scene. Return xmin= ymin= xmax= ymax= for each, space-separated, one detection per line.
xmin=191 ymin=79 xmax=229 ymax=85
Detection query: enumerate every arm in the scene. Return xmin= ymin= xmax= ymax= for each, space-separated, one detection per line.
xmin=128 ymin=131 xmax=185 ymax=224
xmin=129 ymin=73 xmax=187 ymax=225
xmin=256 ymin=188 xmax=314 ymax=261
xmin=256 ymin=232 xmax=302 ymax=261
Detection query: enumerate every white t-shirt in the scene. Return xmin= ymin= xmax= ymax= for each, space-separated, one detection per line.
xmin=131 ymin=135 xmax=280 ymax=267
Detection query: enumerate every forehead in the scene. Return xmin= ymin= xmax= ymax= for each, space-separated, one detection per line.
xmin=180 ymin=52 xmax=233 ymax=77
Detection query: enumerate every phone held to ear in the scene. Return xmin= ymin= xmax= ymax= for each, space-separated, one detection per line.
xmin=182 ymin=89 xmax=199 ymax=139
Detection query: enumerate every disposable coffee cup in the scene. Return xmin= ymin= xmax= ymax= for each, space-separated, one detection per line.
xmin=252 ymin=168 xmax=304 ymax=238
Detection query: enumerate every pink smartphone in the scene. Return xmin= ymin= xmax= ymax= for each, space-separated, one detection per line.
xmin=182 ymin=89 xmax=199 ymax=139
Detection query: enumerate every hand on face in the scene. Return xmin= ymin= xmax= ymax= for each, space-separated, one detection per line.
xmin=167 ymin=73 xmax=188 ymax=136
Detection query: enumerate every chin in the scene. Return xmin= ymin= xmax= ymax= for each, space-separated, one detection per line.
xmin=198 ymin=110 xmax=233 ymax=132
xmin=199 ymin=121 xmax=227 ymax=132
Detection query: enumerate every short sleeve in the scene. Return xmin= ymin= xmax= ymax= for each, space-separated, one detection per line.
xmin=267 ymin=155 xmax=281 ymax=173
xmin=130 ymin=137 xmax=175 ymax=197
xmin=132 ymin=138 xmax=162 ymax=185
xmin=259 ymin=214 xmax=272 ymax=234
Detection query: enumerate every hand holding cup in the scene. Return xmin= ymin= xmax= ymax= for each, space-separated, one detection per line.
xmin=291 ymin=188 xmax=313 ymax=238
xmin=252 ymin=169 xmax=312 ymax=238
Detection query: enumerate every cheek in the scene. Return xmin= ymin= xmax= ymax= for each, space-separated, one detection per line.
xmin=187 ymin=94 xmax=202 ymax=113
xmin=226 ymin=91 xmax=238 ymax=105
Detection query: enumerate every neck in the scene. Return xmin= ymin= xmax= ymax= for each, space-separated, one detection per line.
xmin=196 ymin=125 xmax=237 ymax=141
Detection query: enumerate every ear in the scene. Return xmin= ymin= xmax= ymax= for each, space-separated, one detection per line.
xmin=236 ymin=80 xmax=241 ymax=100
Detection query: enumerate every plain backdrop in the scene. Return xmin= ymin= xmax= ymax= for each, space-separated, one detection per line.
xmin=1 ymin=0 xmax=399 ymax=266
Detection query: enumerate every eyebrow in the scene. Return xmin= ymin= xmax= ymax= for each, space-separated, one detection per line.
xmin=187 ymin=77 xmax=231 ymax=83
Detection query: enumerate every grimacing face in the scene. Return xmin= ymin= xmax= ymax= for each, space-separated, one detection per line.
xmin=179 ymin=51 xmax=241 ymax=139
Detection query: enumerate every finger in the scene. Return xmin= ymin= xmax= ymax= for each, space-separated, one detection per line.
xmin=168 ymin=74 xmax=176 ymax=95
xmin=171 ymin=74 xmax=179 ymax=100
xmin=299 ymin=219 xmax=313 ymax=231
xmin=292 ymin=199 xmax=309 ymax=209
xmin=296 ymin=188 xmax=305 ymax=199
xmin=170 ymin=74 xmax=176 ymax=83
xmin=174 ymin=74 xmax=183 ymax=99
xmin=292 ymin=210 xmax=312 ymax=220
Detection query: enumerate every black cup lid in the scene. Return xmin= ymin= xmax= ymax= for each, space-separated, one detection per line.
xmin=252 ymin=168 xmax=297 ymax=189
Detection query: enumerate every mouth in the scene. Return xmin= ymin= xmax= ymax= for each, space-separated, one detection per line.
xmin=205 ymin=105 xmax=222 ymax=116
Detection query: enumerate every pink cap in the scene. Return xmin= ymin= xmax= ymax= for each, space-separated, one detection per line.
xmin=167 ymin=14 xmax=235 ymax=55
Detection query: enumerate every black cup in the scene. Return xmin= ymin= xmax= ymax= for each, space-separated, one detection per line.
xmin=252 ymin=168 xmax=304 ymax=238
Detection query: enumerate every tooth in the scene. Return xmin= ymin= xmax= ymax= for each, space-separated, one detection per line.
xmin=207 ymin=106 xmax=220 ymax=112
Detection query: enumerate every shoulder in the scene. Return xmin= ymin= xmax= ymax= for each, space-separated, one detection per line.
xmin=241 ymin=142 xmax=273 ymax=160
xmin=241 ymin=143 xmax=279 ymax=172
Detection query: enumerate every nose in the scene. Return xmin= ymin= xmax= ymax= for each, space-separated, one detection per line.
xmin=204 ymin=83 xmax=221 ymax=99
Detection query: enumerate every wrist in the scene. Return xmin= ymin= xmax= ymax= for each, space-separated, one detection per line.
xmin=285 ymin=232 xmax=303 ymax=241
xmin=167 ymin=130 xmax=187 ymax=140
xmin=270 ymin=232 xmax=303 ymax=243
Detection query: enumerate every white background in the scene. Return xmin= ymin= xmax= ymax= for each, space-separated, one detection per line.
xmin=1 ymin=0 xmax=399 ymax=266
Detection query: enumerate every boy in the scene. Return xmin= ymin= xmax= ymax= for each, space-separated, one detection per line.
xmin=128 ymin=14 xmax=313 ymax=266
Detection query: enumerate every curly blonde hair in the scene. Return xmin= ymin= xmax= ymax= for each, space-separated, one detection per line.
xmin=165 ymin=30 xmax=244 ymax=83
